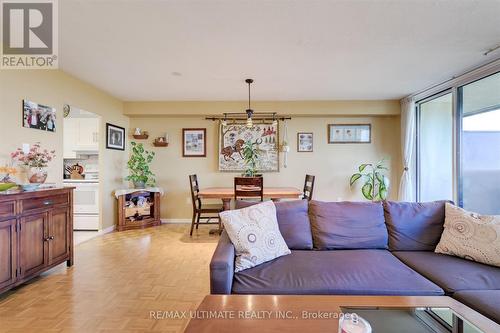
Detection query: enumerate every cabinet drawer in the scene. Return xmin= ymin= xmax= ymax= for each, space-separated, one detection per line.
xmin=21 ymin=194 xmax=69 ymax=213
xmin=0 ymin=201 xmax=16 ymax=219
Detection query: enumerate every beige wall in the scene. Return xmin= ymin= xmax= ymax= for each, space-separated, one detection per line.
xmin=0 ymin=70 xmax=401 ymax=224
xmin=130 ymin=114 xmax=401 ymax=220
xmin=0 ymin=70 xmax=129 ymax=229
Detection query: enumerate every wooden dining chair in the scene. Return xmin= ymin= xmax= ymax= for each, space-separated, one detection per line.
xmin=189 ymin=174 xmax=223 ymax=236
xmin=303 ymin=174 xmax=315 ymax=201
xmin=234 ymin=176 xmax=264 ymax=203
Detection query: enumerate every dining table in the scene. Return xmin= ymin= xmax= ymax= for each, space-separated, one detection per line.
xmin=198 ymin=187 xmax=303 ymax=211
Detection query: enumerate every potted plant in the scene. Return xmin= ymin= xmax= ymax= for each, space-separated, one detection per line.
xmin=350 ymin=158 xmax=390 ymax=201
xmin=11 ymin=143 xmax=55 ymax=183
xmin=242 ymin=140 xmax=261 ymax=177
xmin=126 ymin=142 xmax=156 ymax=189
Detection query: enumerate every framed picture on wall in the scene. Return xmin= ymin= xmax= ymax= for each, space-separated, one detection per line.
xmin=297 ymin=132 xmax=313 ymax=152
xmin=23 ymin=100 xmax=56 ymax=132
xmin=106 ymin=123 xmax=125 ymax=150
xmin=183 ymin=128 xmax=206 ymax=157
xmin=218 ymin=122 xmax=279 ymax=172
xmin=328 ymin=124 xmax=371 ymax=144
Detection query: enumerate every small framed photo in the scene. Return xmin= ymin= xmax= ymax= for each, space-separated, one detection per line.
xmin=297 ymin=132 xmax=313 ymax=152
xmin=183 ymin=128 xmax=206 ymax=157
xmin=23 ymin=100 xmax=56 ymax=132
xmin=106 ymin=123 xmax=125 ymax=150
xmin=328 ymin=124 xmax=371 ymax=144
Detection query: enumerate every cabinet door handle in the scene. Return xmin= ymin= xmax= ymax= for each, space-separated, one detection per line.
xmin=43 ymin=200 xmax=53 ymax=205
xmin=49 ymin=236 xmax=54 ymax=240
xmin=44 ymin=237 xmax=51 ymax=241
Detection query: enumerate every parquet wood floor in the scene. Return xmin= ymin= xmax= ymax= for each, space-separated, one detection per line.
xmin=0 ymin=224 xmax=219 ymax=333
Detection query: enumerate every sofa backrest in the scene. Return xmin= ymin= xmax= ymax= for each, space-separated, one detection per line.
xmin=235 ymin=199 xmax=313 ymax=250
xmin=383 ymin=200 xmax=451 ymax=251
xmin=308 ymin=200 xmax=388 ymax=250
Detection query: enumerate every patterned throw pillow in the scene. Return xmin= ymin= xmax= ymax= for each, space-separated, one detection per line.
xmin=435 ymin=203 xmax=500 ymax=267
xmin=219 ymin=201 xmax=291 ymax=272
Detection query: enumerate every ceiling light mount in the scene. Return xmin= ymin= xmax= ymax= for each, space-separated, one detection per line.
xmin=205 ymin=78 xmax=291 ymax=123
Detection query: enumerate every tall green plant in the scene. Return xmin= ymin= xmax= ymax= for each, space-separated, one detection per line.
xmin=242 ymin=140 xmax=260 ymax=177
xmin=126 ymin=142 xmax=156 ymax=186
xmin=350 ymin=159 xmax=390 ymax=201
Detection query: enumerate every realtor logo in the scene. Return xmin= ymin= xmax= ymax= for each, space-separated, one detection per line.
xmin=1 ymin=0 xmax=58 ymax=69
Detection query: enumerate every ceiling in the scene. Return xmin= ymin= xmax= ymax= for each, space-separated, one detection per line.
xmin=59 ymin=0 xmax=500 ymax=101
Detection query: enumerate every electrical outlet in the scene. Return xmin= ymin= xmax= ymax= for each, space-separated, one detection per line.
xmin=186 ymin=197 xmax=191 ymax=205
xmin=22 ymin=143 xmax=30 ymax=154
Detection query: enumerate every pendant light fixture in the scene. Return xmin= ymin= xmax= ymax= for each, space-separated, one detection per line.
xmin=245 ymin=79 xmax=254 ymax=128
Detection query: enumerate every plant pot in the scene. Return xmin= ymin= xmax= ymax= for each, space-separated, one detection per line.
xmin=133 ymin=181 xmax=146 ymax=189
xmin=28 ymin=167 xmax=47 ymax=184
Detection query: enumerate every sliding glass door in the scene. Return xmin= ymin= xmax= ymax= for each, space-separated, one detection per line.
xmin=417 ymin=92 xmax=454 ymax=202
xmin=459 ymin=72 xmax=500 ymax=214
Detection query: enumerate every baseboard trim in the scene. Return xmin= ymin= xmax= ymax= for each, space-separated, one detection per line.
xmin=161 ymin=218 xmax=191 ymax=224
xmin=99 ymin=225 xmax=116 ymax=234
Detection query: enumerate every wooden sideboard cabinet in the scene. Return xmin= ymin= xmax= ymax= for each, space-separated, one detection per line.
xmin=0 ymin=187 xmax=74 ymax=294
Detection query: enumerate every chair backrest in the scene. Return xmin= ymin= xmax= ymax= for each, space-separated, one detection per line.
xmin=234 ymin=176 xmax=264 ymax=202
xmin=189 ymin=174 xmax=201 ymax=210
xmin=303 ymin=174 xmax=315 ymax=201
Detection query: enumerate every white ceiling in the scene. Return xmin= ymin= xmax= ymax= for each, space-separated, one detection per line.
xmin=60 ymin=0 xmax=500 ymax=101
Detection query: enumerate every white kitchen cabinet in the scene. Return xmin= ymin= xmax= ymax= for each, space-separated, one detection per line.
xmin=76 ymin=118 xmax=99 ymax=151
xmin=63 ymin=118 xmax=99 ymax=157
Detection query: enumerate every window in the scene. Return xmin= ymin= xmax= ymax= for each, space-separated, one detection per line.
xmin=415 ymin=70 xmax=500 ymax=213
xmin=459 ymin=72 xmax=500 ymax=214
xmin=417 ymin=92 xmax=454 ymax=202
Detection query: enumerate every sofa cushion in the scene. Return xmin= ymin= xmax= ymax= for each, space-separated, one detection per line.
xmin=383 ymin=200 xmax=450 ymax=251
xmin=235 ymin=200 xmax=313 ymax=250
xmin=309 ymin=201 xmax=388 ymax=250
xmin=435 ymin=203 xmax=500 ymax=267
xmin=274 ymin=200 xmax=313 ymax=250
xmin=220 ymin=201 xmax=291 ymax=272
xmin=232 ymin=249 xmax=443 ymax=295
xmin=393 ymin=251 xmax=500 ymax=294
xmin=453 ymin=290 xmax=500 ymax=324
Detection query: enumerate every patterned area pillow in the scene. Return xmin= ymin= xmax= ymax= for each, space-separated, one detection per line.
xmin=219 ymin=201 xmax=291 ymax=272
xmin=435 ymin=203 xmax=500 ymax=267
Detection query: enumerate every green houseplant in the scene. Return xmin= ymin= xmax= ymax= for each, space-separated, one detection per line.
xmin=126 ymin=142 xmax=156 ymax=188
xmin=350 ymin=159 xmax=390 ymax=201
xmin=242 ymin=140 xmax=260 ymax=177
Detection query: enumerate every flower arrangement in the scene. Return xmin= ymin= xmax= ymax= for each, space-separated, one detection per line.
xmin=11 ymin=143 xmax=55 ymax=168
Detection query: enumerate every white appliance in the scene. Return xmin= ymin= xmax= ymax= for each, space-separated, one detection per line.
xmin=64 ymin=180 xmax=100 ymax=230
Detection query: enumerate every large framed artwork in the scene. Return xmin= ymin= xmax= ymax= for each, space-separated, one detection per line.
xmin=219 ymin=122 xmax=279 ymax=172
xmin=183 ymin=128 xmax=206 ymax=157
xmin=106 ymin=123 xmax=126 ymax=150
xmin=23 ymin=100 xmax=56 ymax=132
xmin=328 ymin=124 xmax=371 ymax=144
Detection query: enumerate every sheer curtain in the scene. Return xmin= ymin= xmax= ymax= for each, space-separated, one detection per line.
xmin=398 ymin=97 xmax=416 ymax=201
